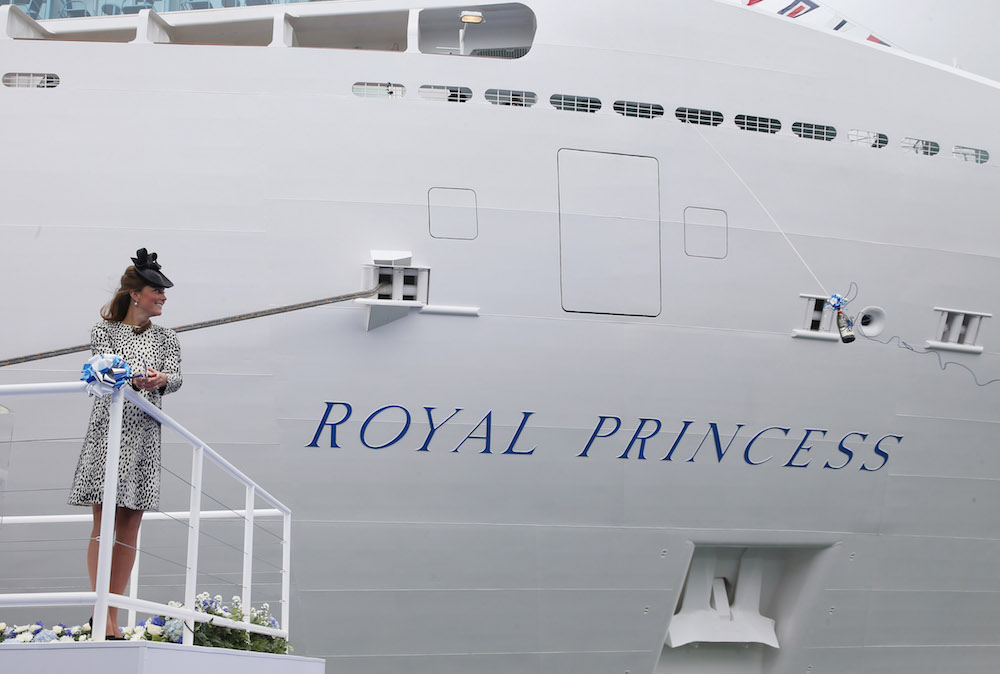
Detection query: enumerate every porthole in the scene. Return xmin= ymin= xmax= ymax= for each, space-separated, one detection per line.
xmin=901 ymin=137 xmax=940 ymax=156
xmin=614 ymin=100 xmax=664 ymax=119
xmin=550 ymin=94 xmax=601 ymax=113
xmin=848 ymin=129 xmax=888 ymax=149
xmin=792 ymin=122 xmax=836 ymax=141
xmin=485 ymin=89 xmax=536 ymax=107
xmin=675 ymin=107 xmax=722 ymax=126
xmin=2 ymin=73 xmax=59 ymax=88
xmin=352 ymin=82 xmax=405 ymax=99
xmin=736 ymin=114 xmax=781 ymax=134
xmin=953 ymin=145 xmax=989 ymax=164
xmin=419 ymin=85 xmax=472 ymax=103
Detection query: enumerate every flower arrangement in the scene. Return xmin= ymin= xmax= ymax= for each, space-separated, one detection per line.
xmin=0 ymin=621 xmax=92 ymax=643
xmin=0 ymin=594 xmax=289 ymax=655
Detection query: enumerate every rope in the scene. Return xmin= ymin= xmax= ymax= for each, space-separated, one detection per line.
xmin=694 ymin=127 xmax=830 ymax=297
xmin=0 ymin=284 xmax=385 ymax=369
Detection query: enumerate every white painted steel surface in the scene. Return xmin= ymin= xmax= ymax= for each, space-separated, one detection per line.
xmin=0 ymin=0 xmax=999 ymax=672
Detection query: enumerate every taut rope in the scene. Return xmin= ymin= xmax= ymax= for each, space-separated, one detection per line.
xmin=0 ymin=285 xmax=384 ymax=368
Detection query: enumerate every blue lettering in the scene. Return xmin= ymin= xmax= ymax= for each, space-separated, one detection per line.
xmin=743 ymin=426 xmax=789 ymax=465
xmin=619 ymin=418 xmax=662 ymax=460
xmin=784 ymin=429 xmax=827 ymax=468
xmin=359 ymin=405 xmax=412 ymax=449
xmin=661 ymin=420 xmax=695 ymax=461
xmin=417 ymin=407 xmax=463 ymax=451
xmin=578 ymin=416 xmax=622 ymax=458
xmin=502 ymin=411 xmax=537 ymax=455
xmin=687 ymin=423 xmax=745 ymax=462
xmin=825 ymin=432 xmax=867 ymax=470
xmin=306 ymin=402 xmax=352 ymax=448
xmin=453 ymin=411 xmax=493 ymax=453
xmin=861 ymin=434 xmax=901 ymax=472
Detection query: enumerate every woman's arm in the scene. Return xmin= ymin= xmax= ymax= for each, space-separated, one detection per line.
xmin=159 ymin=329 xmax=183 ymax=395
xmin=91 ymin=322 xmax=112 ymax=355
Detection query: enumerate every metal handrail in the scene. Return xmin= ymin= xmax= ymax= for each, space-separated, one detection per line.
xmin=0 ymin=381 xmax=291 ymax=644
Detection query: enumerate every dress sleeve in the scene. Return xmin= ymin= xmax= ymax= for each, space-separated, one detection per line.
xmin=91 ymin=322 xmax=112 ymax=356
xmin=160 ymin=329 xmax=183 ymax=396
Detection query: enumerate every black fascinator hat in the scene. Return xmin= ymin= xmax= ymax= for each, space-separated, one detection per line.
xmin=131 ymin=248 xmax=174 ymax=288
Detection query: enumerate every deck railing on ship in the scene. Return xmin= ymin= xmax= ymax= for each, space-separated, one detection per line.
xmin=0 ymin=381 xmax=291 ymax=645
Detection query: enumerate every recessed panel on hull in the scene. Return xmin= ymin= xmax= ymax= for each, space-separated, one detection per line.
xmin=558 ymin=149 xmax=661 ymax=317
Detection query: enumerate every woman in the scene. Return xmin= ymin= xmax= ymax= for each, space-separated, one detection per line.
xmin=68 ymin=248 xmax=182 ymax=639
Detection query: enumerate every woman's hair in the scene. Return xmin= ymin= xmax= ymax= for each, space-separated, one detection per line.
xmin=101 ymin=265 xmax=149 ymax=323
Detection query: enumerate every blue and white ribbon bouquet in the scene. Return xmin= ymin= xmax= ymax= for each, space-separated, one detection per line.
xmin=80 ymin=354 xmax=134 ymax=397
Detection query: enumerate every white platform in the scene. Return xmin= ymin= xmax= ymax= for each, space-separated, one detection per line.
xmin=0 ymin=640 xmax=324 ymax=674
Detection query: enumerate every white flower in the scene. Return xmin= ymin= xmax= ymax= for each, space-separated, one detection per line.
xmin=78 ymin=635 xmax=89 ymax=642
xmin=132 ymin=626 xmax=146 ymax=639
xmin=14 ymin=624 xmax=29 ymax=634
xmin=232 ymin=596 xmax=241 ymax=604
xmin=81 ymin=623 xmax=92 ymax=633
xmin=0 ymin=622 xmax=6 ymax=631
xmin=16 ymin=632 xmax=33 ymax=643
xmin=53 ymin=626 xmax=63 ymax=636
xmin=168 ymin=601 xmax=182 ymax=608
xmin=58 ymin=636 xmax=74 ymax=643
xmin=70 ymin=626 xmax=81 ymax=636
xmin=146 ymin=625 xmax=162 ymax=637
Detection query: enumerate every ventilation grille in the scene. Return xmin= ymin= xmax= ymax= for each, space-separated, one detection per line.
xmin=485 ymin=88 xmax=537 ymax=107
xmin=736 ymin=114 xmax=781 ymax=134
xmin=550 ymin=94 xmax=601 ymax=113
xmin=792 ymin=122 xmax=836 ymax=141
xmin=3 ymin=73 xmax=59 ymax=88
xmin=675 ymin=107 xmax=723 ymax=126
xmin=470 ymin=46 xmax=530 ymax=59
xmin=614 ymin=100 xmax=664 ymax=119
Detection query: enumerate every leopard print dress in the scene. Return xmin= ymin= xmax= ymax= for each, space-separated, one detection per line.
xmin=68 ymin=321 xmax=183 ymax=511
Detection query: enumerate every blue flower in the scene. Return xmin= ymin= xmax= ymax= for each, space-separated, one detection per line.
xmin=138 ymin=619 xmax=146 ymax=627
xmin=162 ymin=619 xmax=184 ymax=644
xmin=150 ymin=616 xmax=166 ymax=627
xmin=31 ymin=622 xmax=43 ymax=636
xmin=33 ymin=629 xmax=58 ymax=643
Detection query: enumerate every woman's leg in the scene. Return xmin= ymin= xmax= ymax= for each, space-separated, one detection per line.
xmin=88 ymin=504 xmax=144 ymax=637
xmin=108 ymin=507 xmax=144 ymax=636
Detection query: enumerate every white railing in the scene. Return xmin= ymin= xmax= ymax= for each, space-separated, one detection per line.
xmin=0 ymin=381 xmax=291 ymax=645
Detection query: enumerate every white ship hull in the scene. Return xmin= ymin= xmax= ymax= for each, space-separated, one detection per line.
xmin=2 ymin=1 xmax=999 ymax=671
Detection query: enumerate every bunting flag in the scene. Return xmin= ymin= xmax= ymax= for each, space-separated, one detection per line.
xmin=778 ymin=0 xmax=819 ymax=18
xmin=735 ymin=0 xmax=897 ymax=51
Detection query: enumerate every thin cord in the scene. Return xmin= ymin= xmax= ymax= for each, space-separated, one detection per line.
xmin=694 ymin=127 xmax=829 ymax=296
xmin=160 ymin=463 xmax=285 ymax=545
xmin=858 ymin=328 xmax=1000 ymax=387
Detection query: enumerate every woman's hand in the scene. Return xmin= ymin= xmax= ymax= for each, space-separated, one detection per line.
xmin=133 ymin=367 xmax=168 ymax=392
